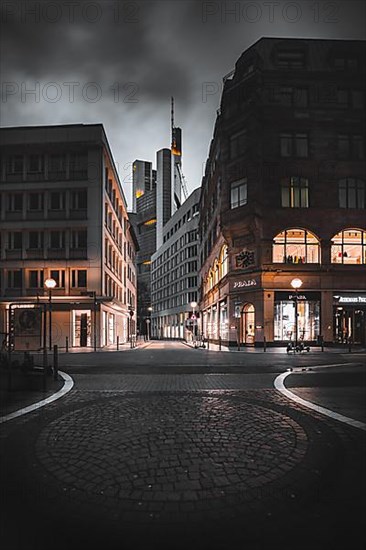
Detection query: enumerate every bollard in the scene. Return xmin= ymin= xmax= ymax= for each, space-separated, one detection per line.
xmin=53 ymin=345 xmax=58 ymax=380
xmin=348 ymin=338 xmax=352 ymax=353
xmin=66 ymin=336 xmax=69 ymax=353
xmin=207 ymin=337 xmax=210 ymax=350
xmin=117 ymin=335 xmax=119 ymax=351
xmin=321 ymin=337 xmax=324 ymax=352
xmin=263 ymin=336 xmax=267 ymax=352
xmin=219 ymin=336 xmax=221 ymax=351
xmin=43 ymin=348 xmax=48 ymax=391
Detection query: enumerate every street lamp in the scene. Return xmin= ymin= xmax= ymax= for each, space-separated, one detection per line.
xmin=190 ymin=301 xmax=197 ymax=341
xmin=291 ymin=278 xmax=303 ymax=348
xmin=44 ymin=278 xmax=57 ymax=351
xmin=146 ymin=306 xmax=153 ymax=340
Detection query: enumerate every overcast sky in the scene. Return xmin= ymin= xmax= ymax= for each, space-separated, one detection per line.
xmin=1 ymin=0 xmax=365 ymax=208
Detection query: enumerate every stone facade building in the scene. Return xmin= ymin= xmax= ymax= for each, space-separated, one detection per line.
xmin=199 ymin=38 xmax=366 ymax=347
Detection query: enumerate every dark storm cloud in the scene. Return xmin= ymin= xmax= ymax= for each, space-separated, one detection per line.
xmin=1 ymin=0 xmax=365 ymax=206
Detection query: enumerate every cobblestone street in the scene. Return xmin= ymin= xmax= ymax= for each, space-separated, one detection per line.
xmin=1 ymin=343 xmax=365 ymax=550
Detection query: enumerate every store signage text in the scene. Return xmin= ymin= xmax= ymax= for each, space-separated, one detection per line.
xmin=233 ymin=279 xmax=257 ymax=289
xmin=338 ymin=296 xmax=366 ymax=304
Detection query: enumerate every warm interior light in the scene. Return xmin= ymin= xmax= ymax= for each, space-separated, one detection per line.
xmin=136 ymin=189 xmax=144 ymax=198
xmin=144 ymin=218 xmax=157 ymax=226
xmin=143 ymin=260 xmax=152 ymax=265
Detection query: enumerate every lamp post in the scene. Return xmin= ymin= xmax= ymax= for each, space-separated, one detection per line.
xmin=291 ymin=278 xmax=303 ymax=348
xmin=44 ymin=278 xmax=57 ymax=351
xmin=146 ymin=306 xmax=153 ymax=340
xmin=190 ymin=301 xmax=197 ymax=342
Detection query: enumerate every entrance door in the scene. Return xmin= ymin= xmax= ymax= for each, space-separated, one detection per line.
xmin=73 ymin=310 xmax=91 ymax=347
xmin=334 ymin=308 xmax=366 ymax=344
xmin=242 ymin=304 xmax=255 ymax=345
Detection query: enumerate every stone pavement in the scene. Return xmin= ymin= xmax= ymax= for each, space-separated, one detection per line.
xmin=1 ymin=381 xmax=365 ymax=550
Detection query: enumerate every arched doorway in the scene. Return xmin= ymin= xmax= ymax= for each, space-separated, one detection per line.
xmin=242 ymin=304 xmax=255 ymax=345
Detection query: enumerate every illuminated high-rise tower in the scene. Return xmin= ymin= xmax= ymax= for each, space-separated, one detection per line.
xmin=171 ymin=97 xmax=182 ymax=214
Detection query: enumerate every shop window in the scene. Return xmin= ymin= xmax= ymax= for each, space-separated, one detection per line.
xmin=331 ymin=229 xmax=366 ymax=265
xmin=281 ymin=177 xmax=309 ymax=208
xmin=230 ymin=178 xmax=247 ymax=209
xmin=274 ymin=296 xmax=320 ymax=341
xmin=339 ymin=179 xmax=365 ymax=208
xmin=273 ymin=229 xmax=320 ymax=264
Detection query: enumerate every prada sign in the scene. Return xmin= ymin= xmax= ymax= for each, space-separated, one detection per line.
xmin=230 ymin=276 xmax=259 ymax=292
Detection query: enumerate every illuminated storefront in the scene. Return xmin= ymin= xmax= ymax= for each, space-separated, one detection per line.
xmin=333 ymin=294 xmax=366 ymax=344
xmin=274 ymin=292 xmax=320 ymax=342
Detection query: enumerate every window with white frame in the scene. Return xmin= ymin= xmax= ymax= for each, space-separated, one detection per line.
xmin=331 ymin=229 xmax=366 ymax=265
xmin=230 ymin=178 xmax=247 ymax=209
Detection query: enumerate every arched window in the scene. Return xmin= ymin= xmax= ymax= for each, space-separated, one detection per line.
xmin=331 ymin=229 xmax=366 ymax=264
xmin=209 ymin=269 xmax=214 ymax=290
xmin=220 ymin=245 xmax=229 ymax=278
xmin=213 ymin=259 xmax=219 ymax=285
xmin=273 ymin=229 xmax=320 ymax=264
xmin=338 ymin=178 xmax=365 ymax=208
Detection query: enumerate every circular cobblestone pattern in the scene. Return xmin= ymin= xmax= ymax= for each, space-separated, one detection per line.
xmin=36 ymin=395 xmax=307 ymax=520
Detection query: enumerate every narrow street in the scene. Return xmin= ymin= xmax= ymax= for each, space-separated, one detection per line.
xmin=1 ymin=342 xmax=365 ymax=550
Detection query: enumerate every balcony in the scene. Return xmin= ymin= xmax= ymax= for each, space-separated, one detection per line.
xmin=48 ymin=248 xmax=66 ymax=259
xmin=26 ymin=249 xmax=45 ymax=259
xmin=69 ymin=248 xmax=88 ymax=259
xmin=5 ymin=249 xmax=22 ymax=260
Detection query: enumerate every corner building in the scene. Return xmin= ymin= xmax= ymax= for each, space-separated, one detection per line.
xmin=0 ymin=124 xmax=138 ymax=348
xmin=199 ymin=38 xmax=366 ymax=347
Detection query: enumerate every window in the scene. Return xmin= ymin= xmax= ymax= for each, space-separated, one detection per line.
xmin=230 ymin=178 xmax=247 ymax=209
xmin=71 ymin=269 xmax=87 ymax=288
xmin=28 ymin=193 xmax=44 ymax=211
xmin=336 ymin=89 xmax=363 ymax=108
xmin=6 ymin=155 xmax=23 ymax=175
xmin=334 ymin=57 xmax=359 ymax=71
xmin=71 ymin=189 xmax=87 ymax=210
xmin=7 ymin=193 xmax=23 ymax=211
xmin=280 ymin=133 xmax=308 ymax=157
xmin=331 ymin=229 xmax=366 ymax=265
xmin=273 ymin=229 xmax=320 ymax=264
xmin=277 ymin=50 xmax=305 ymax=69
xmin=230 ymin=130 xmax=247 ymax=159
xmin=71 ymin=230 xmax=87 ymax=248
xmin=50 ymin=270 xmax=65 ymax=287
xmin=7 ymin=232 xmax=22 ymax=250
xmin=275 ymin=87 xmax=308 ymax=107
xmin=50 ymin=231 xmax=65 ymax=249
xmin=48 ymin=154 xmax=66 ymax=178
xmin=28 ymin=231 xmax=44 ymax=249
xmin=28 ymin=270 xmax=44 ymax=289
xmin=28 ymin=154 xmax=43 ymax=173
xmin=70 ymin=153 xmax=88 ymax=179
xmin=7 ymin=270 xmax=22 ymax=288
xmin=339 ymin=179 xmax=365 ymax=208
xmin=338 ymin=135 xmax=365 ymax=160
xmin=281 ymin=177 xmax=309 ymax=208
xmin=50 ymin=192 xmax=65 ymax=210
xmin=220 ymin=245 xmax=229 ymax=278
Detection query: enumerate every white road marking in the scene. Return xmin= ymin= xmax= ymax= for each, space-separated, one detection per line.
xmin=274 ymin=371 xmax=366 ymax=431
xmin=0 ymin=371 xmax=74 ymax=424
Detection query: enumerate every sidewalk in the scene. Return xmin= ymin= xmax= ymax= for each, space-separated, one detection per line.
xmin=0 ymin=374 xmax=63 ymax=418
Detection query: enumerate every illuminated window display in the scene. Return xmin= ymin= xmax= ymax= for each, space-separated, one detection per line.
xmin=274 ymin=292 xmax=320 ymax=341
xmin=331 ymin=229 xmax=366 ymax=264
xmin=273 ymin=229 xmax=320 ymax=264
